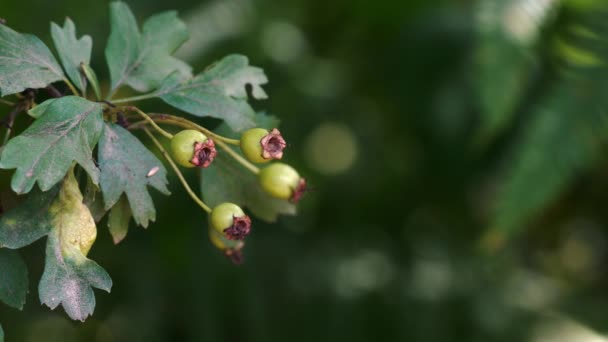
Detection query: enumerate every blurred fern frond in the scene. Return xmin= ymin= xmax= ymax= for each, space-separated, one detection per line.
xmin=477 ymin=1 xmax=608 ymax=234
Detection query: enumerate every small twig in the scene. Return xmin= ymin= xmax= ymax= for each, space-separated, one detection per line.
xmin=0 ymin=99 xmax=15 ymax=106
xmin=2 ymin=104 xmax=24 ymax=145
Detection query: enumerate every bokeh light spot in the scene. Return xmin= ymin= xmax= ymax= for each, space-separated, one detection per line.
xmin=304 ymin=122 xmax=358 ymax=175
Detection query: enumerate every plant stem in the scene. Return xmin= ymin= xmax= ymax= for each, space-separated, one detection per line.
xmin=0 ymin=99 xmax=15 ymax=106
xmin=143 ymin=127 xmax=212 ymax=213
xmin=150 ymin=114 xmax=240 ymax=145
xmin=63 ymin=78 xmax=79 ymax=96
xmin=2 ymin=104 xmax=23 ymax=145
xmin=112 ymin=92 xmax=160 ymax=104
xmin=124 ymin=107 xmax=174 ymax=139
xmin=128 ymin=114 xmax=260 ymax=174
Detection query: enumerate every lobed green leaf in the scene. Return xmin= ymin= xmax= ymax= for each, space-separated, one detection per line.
xmin=98 ymin=123 xmax=170 ymax=227
xmin=105 ymin=1 xmax=191 ymax=94
xmin=158 ymin=54 xmax=268 ymax=132
xmin=107 ymin=195 xmax=131 ymax=244
xmin=0 ymin=24 xmax=64 ymax=96
xmin=51 ymin=18 xmax=92 ymax=93
xmin=0 ymin=96 xmax=103 ymax=194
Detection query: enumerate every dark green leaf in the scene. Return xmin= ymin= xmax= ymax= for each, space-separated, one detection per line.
xmin=201 ymin=113 xmax=295 ymax=222
xmin=98 ymin=123 xmax=170 ymax=227
xmin=51 ymin=18 xmax=92 ymax=93
xmin=495 ymin=81 xmax=608 ymax=234
xmin=108 ymin=195 xmax=131 ymax=244
xmin=0 ymin=186 xmax=58 ymax=249
xmin=0 ymin=24 xmax=64 ymax=96
xmin=105 ymin=1 xmax=191 ymax=94
xmin=158 ymin=54 xmax=267 ymax=132
xmin=474 ymin=0 xmax=558 ymax=144
xmin=83 ymin=177 xmax=106 ymax=222
xmin=0 ymin=249 xmax=28 ymax=310
xmin=39 ymin=170 xmax=111 ymax=322
xmin=0 ymin=96 xmax=103 ymax=194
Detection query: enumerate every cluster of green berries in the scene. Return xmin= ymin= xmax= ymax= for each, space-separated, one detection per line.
xmin=169 ymin=127 xmax=306 ymax=264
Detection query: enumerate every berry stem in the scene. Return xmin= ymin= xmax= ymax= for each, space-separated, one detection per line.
xmin=143 ymin=127 xmax=212 ymax=213
xmin=124 ymin=107 xmax=174 ymax=139
xmin=111 ymin=91 xmax=160 ymax=104
xmin=0 ymin=99 xmax=15 ymax=106
xmin=128 ymin=114 xmax=260 ymax=174
xmin=63 ymin=77 xmax=79 ymax=96
xmin=149 ymin=114 xmax=240 ymax=145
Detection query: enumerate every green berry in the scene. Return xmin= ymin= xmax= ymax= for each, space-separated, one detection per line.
xmin=209 ymin=203 xmax=251 ymax=240
xmin=258 ymin=163 xmax=307 ymax=203
xmin=170 ymin=130 xmax=216 ymax=168
xmin=240 ymin=128 xmax=286 ymax=163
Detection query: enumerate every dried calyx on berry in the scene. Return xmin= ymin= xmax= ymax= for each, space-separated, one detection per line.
xmin=170 ymin=130 xmax=217 ymax=168
xmin=240 ymin=128 xmax=287 ymax=163
xmin=210 ymin=203 xmax=252 ymax=240
xmin=258 ymin=163 xmax=307 ymax=203
xmin=209 ymin=229 xmax=245 ymax=265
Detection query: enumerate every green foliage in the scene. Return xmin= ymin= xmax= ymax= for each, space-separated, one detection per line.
xmin=98 ymin=123 xmax=170 ymax=227
xmin=0 ymin=249 xmax=28 ymax=310
xmin=0 ymin=186 xmax=59 ymax=249
xmin=51 ymin=18 xmax=92 ymax=93
xmin=107 ymin=195 xmax=132 ymax=244
xmin=0 ymin=96 xmax=103 ymax=194
xmin=0 ymin=0 xmax=298 ymax=324
xmin=158 ymin=54 xmax=268 ymax=131
xmin=0 ymin=24 xmax=64 ymax=96
xmin=477 ymin=1 xmax=608 ymax=234
xmin=105 ymin=2 xmax=191 ymax=94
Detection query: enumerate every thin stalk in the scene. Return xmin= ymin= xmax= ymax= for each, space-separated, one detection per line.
xmin=143 ymin=127 xmax=212 ymax=213
xmin=111 ymin=92 xmax=160 ymax=104
xmin=125 ymin=106 xmax=174 ymax=139
xmin=63 ymin=78 xmax=79 ymax=96
xmin=127 ymin=115 xmax=260 ymax=174
xmin=0 ymin=99 xmax=15 ymax=106
xmin=148 ymin=113 xmax=240 ymax=145
xmin=2 ymin=104 xmax=23 ymax=145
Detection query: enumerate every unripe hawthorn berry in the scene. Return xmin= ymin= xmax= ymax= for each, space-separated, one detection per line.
xmin=240 ymin=128 xmax=286 ymax=163
xmin=170 ymin=130 xmax=217 ymax=168
xmin=209 ymin=202 xmax=251 ymax=240
xmin=258 ymin=163 xmax=307 ymax=203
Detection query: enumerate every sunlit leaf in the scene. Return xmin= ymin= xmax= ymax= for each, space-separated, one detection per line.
xmin=39 ymin=170 xmax=111 ymax=322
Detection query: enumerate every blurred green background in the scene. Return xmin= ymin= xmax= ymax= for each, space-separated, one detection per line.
xmin=3 ymin=0 xmax=608 ymax=341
